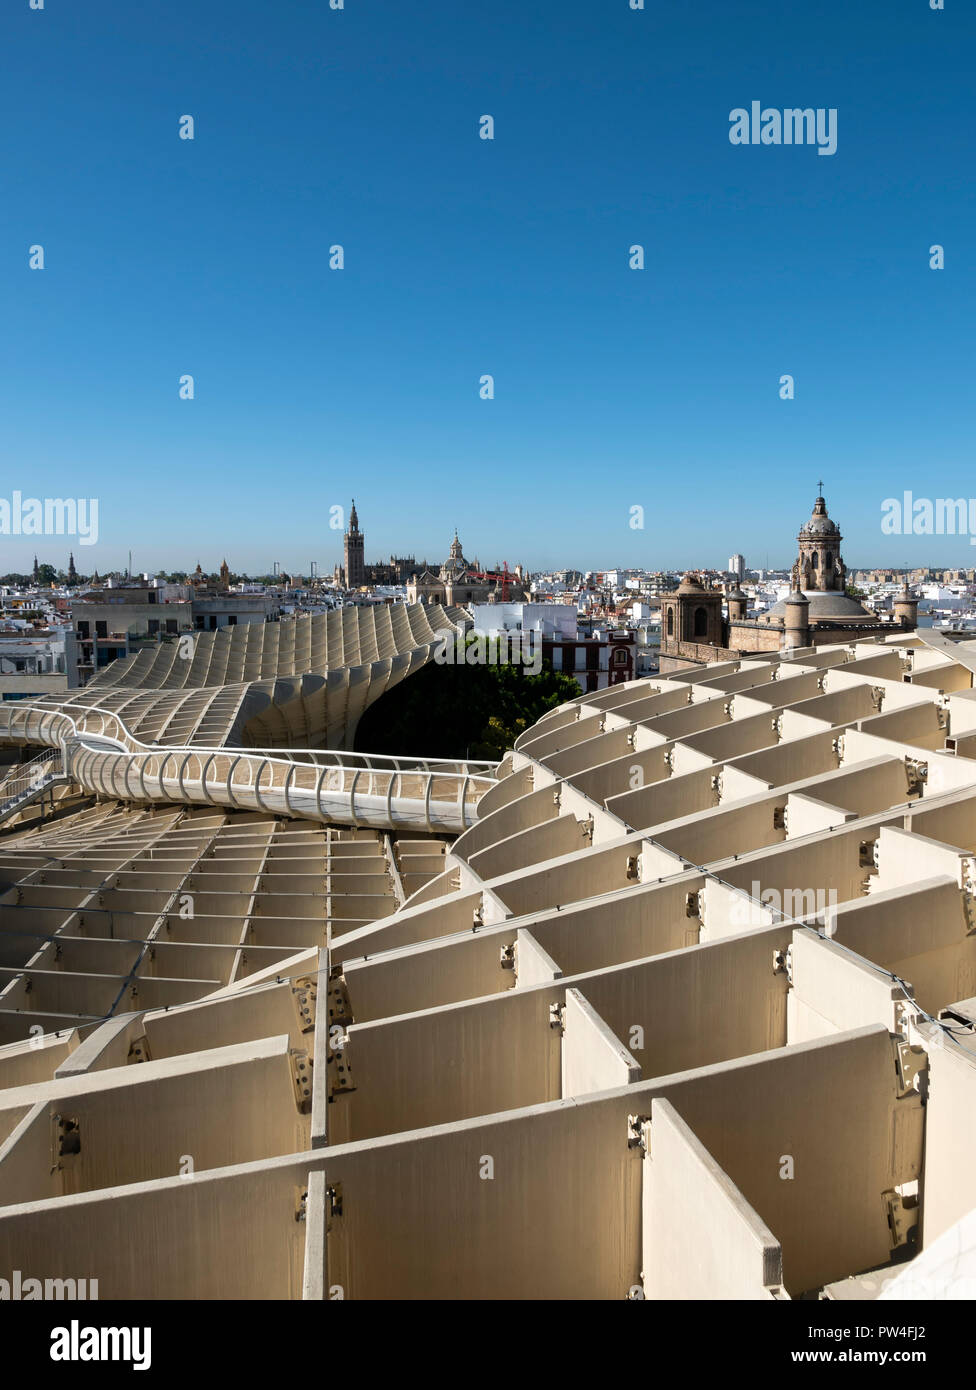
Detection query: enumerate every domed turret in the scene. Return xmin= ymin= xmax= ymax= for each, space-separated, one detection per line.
xmin=677 ymin=572 xmax=706 ymax=594
xmin=799 ymin=495 xmax=840 ymax=539
xmin=894 ymin=582 xmax=918 ymax=632
xmin=727 ymin=586 xmax=748 ymax=622
xmin=784 ymin=589 xmax=810 ymax=651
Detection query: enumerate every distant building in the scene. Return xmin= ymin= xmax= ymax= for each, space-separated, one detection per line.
xmin=343 ymin=500 xmax=366 ymax=589
xmin=661 ymin=492 xmax=919 ymax=672
xmin=728 ymin=553 xmax=745 ymax=579
xmin=0 ymin=628 xmax=80 ymax=700
xmin=72 ymin=583 xmax=278 ymax=678
xmin=407 ymin=531 xmax=526 ymax=607
xmin=467 ymin=602 xmax=635 ymax=693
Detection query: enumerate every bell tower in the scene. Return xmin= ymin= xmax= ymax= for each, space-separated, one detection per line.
xmin=791 ymin=487 xmax=846 ymax=594
xmin=344 ymin=499 xmax=365 ymax=589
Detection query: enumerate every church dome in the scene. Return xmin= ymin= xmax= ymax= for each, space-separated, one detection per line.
xmin=799 ymin=495 xmax=839 ymax=538
xmin=677 ymin=573 xmax=706 ymax=594
xmin=760 ymin=590 xmax=871 ymax=624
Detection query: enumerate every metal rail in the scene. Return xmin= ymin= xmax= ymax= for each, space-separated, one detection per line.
xmin=0 ymin=699 xmax=497 ymax=833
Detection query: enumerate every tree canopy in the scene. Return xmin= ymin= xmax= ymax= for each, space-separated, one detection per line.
xmin=354 ymin=641 xmax=581 ymax=761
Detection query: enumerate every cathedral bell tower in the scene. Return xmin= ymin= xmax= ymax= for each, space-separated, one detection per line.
xmin=344 ymin=499 xmax=365 ymax=589
xmin=791 ymin=489 xmax=847 ymax=594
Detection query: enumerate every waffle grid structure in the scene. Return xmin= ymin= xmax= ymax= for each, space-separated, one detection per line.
xmin=3 ymin=630 xmax=976 ymax=1298
xmin=43 ymin=601 xmax=471 ymax=749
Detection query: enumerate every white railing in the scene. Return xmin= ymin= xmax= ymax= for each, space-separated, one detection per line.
xmin=0 ymin=699 xmax=497 ymax=833
xmin=0 ymin=747 xmax=65 ymax=819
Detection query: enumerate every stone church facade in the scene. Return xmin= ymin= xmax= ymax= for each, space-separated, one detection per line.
xmin=660 ymin=493 xmax=919 ymax=673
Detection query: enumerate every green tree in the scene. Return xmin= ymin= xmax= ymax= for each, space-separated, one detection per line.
xmin=354 ymin=640 xmax=580 ymax=761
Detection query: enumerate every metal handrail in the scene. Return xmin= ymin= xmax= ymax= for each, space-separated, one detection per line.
xmin=0 ymin=696 xmax=495 ymax=832
xmin=0 ymin=697 xmax=498 ymax=776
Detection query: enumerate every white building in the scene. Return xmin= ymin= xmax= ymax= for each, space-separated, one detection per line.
xmin=467 ymin=602 xmax=577 ymax=641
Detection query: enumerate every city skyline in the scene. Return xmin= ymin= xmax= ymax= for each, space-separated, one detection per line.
xmin=11 ymin=489 xmax=976 ymax=584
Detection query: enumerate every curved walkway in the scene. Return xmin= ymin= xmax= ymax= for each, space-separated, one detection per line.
xmin=0 ymin=700 xmax=496 ymax=833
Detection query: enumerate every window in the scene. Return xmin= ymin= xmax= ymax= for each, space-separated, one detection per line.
xmin=95 ymin=621 xmax=107 ymax=639
xmin=693 ymin=607 xmax=708 ymax=638
xmin=666 ymin=609 xmax=674 ymax=636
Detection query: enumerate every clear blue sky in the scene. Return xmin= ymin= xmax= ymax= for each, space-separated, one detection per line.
xmin=1 ymin=0 xmax=973 ymax=576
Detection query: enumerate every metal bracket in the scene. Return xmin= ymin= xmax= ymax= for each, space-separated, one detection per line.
xmin=625 ymin=855 xmax=641 ymax=881
xmin=962 ymin=858 xmax=976 ymax=904
xmin=685 ymin=890 xmax=700 ymax=919
xmin=295 ymin=1188 xmax=308 ymax=1223
xmin=548 ymin=1003 xmax=565 ymax=1032
xmin=127 ymin=1035 xmax=151 ymax=1064
xmin=882 ymin=1189 xmax=918 ymax=1250
xmin=292 ymin=976 xmax=318 ymax=1034
xmin=859 ymin=838 xmax=879 ymax=869
xmin=895 ymin=1040 xmax=927 ymax=1098
xmin=500 ymin=943 xmax=515 ymax=971
xmin=290 ymin=1048 xmax=314 ymax=1113
xmin=772 ymin=805 xmax=787 ymax=832
xmin=773 ymin=946 xmax=792 ymax=982
xmin=580 ymin=817 xmax=594 ymax=845
xmin=327 ymin=972 xmax=352 ymax=1029
xmin=327 ymin=1041 xmax=355 ymax=1100
xmin=52 ymin=1113 xmax=81 ymax=1171
xmin=905 ymin=758 xmax=928 ymax=797
xmin=627 ymin=1114 xmax=650 ymax=1152
xmin=326 ymin=1183 xmax=343 ymax=1219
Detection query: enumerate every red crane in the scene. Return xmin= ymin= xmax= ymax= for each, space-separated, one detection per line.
xmin=469 ymin=561 xmax=512 ymax=601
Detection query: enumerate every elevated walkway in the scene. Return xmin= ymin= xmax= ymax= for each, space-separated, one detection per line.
xmin=0 ymin=701 xmax=495 ymax=834
xmin=0 ymin=749 xmax=68 ymax=826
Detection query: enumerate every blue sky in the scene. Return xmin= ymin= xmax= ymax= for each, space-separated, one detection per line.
xmin=1 ymin=0 xmax=973 ymax=575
